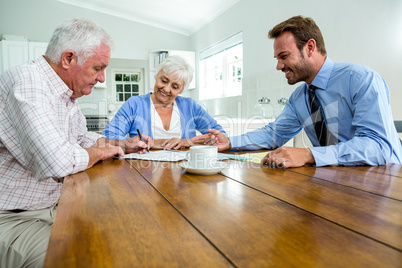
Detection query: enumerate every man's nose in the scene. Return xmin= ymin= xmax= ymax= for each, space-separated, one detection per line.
xmin=276 ymin=60 xmax=284 ymax=71
xmin=97 ymin=70 xmax=105 ymax=83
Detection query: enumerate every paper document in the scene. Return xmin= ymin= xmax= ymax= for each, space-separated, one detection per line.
xmin=123 ymin=150 xmax=229 ymax=162
xmin=218 ymin=153 xmax=253 ymax=161
xmin=123 ymin=151 xmax=187 ymax=162
xmin=237 ymin=152 xmax=268 ymax=164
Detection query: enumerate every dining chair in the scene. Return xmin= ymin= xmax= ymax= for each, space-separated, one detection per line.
xmin=394 ymin=120 xmax=402 ymax=144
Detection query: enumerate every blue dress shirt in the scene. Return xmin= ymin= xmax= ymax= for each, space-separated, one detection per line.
xmin=230 ymin=58 xmax=402 ymax=166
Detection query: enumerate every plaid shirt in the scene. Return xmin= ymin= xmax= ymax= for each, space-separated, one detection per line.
xmin=0 ymin=56 xmax=102 ymax=210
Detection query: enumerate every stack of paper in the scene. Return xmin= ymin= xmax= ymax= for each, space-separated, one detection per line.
xmin=123 ymin=151 xmax=228 ymax=162
xmin=122 ymin=150 xmax=267 ymax=164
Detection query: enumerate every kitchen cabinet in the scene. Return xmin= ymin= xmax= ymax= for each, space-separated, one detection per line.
xmin=28 ymin=42 xmax=48 ymax=60
xmin=0 ymin=40 xmax=47 ymax=75
xmin=0 ymin=40 xmax=28 ymax=74
xmin=149 ymin=50 xmax=196 ymax=90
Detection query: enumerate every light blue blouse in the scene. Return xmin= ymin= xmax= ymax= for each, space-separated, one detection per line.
xmin=103 ymin=93 xmax=225 ymax=140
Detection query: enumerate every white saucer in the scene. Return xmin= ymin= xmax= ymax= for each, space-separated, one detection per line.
xmin=179 ymin=161 xmax=228 ymax=175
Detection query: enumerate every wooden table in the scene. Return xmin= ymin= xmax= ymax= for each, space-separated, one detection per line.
xmin=44 ymin=153 xmax=402 ymax=267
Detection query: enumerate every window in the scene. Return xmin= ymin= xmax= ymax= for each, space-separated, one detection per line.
xmin=199 ymin=32 xmax=243 ymax=100
xmin=113 ymin=70 xmax=142 ymax=102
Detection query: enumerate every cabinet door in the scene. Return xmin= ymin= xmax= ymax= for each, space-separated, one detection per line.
xmin=149 ymin=50 xmax=196 ymax=91
xmin=0 ymin=41 xmax=29 ymax=74
xmin=29 ymin=42 xmax=48 ymax=60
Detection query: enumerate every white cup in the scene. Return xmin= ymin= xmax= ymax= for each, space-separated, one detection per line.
xmin=186 ymin=146 xmax=218 ymax=169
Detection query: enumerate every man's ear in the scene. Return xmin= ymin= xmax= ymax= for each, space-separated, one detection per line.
xmin=60 ymin=50 xmax=76 ymax=69
xmin=305 ymin=39 xmax=316 ymax=56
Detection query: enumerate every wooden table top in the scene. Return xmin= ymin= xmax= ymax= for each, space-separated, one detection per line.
xmin=44 ymin=152 xmax=402 ymax=267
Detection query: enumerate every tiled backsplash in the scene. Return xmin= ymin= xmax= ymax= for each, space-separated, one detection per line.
xmin=193 ymin=70 xmax=297 ymax=119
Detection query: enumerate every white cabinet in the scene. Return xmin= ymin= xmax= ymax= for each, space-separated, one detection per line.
xmin=0 ymin=41 xmax=48 ymax=75
xmin=149 ymin=50 xmax=196 ymax=91
xmin=28 ymin=42 xmax=48 ymax=60
xmin=0 ymin=41 xmax=28 ymax=74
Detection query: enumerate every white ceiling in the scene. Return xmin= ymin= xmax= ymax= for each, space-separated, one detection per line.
xmin=57 ymin=0 xmax=240 ymax=36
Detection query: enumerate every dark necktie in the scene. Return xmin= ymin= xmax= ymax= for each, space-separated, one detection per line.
xmin=308 ymin=85 xmax=337 ymax=146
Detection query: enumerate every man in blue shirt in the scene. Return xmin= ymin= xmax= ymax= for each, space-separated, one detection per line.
xmin=192 ymin=15 xmax=402 ymax=168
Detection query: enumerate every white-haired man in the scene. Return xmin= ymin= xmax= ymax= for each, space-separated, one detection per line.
xmin=0 ymin=18 xmax=151 ymax=267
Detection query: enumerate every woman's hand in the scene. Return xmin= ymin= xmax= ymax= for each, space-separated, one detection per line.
xmin=123 ymin=135 xmax=152 ymax=154
xmin=161 ymin=138 xmax=191 ymax=150
xmin=104 ymin=135 xmax=151 ymax=155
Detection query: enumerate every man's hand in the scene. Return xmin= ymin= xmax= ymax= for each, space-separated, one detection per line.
xmin=85 ymin=143 xmax=124 ymax=169
xmin=190 ymin=129 xmax=231 ymax=151
xmin=261 ymin=147 xmax=315 ymax=168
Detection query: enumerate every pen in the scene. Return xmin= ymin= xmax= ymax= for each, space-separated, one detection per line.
xmin=137 ymin=129 xmax=149 ymax=152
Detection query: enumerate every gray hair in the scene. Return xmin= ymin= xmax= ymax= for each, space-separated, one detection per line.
xmin=45 ymin=18 xmax=114 ymax=66
xmin=155 ymin=55 xmax=194 ymax=90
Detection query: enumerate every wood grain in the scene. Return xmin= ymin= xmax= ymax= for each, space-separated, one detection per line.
xmin=352 ymin=164 xmax=402 ymax=178
xmin=290 ymin=166 xmax=402 ymax=200
xmin=129 ymin=160 xmax=402 ymax=267
xmin=44 ymin=159 xmax=233 ymax=268
xmin=220 ymin=161 xmax=402 ymax=251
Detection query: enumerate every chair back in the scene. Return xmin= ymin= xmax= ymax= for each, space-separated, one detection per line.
xmin=395 ymin=120 xmax=402 ymax=145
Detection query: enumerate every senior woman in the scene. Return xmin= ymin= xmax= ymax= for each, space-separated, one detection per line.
xmin=103 ymin=55 xmax=225 ymax=150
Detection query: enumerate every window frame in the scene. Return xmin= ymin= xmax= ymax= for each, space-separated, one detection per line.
xmin=111 ymin=68 xmax=143 ymax=103
xmin=199 ymin=32 xmax=243 ymax=100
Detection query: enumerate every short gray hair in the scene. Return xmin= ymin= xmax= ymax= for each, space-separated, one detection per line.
xmin=45 ymin=18 xmax=114 ymax=66
xmin=155 ymin=55 xmax=194 ymax=90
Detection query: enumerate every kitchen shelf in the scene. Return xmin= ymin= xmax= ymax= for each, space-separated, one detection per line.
xmin=149 ymin=50 xmax=196 ymax=90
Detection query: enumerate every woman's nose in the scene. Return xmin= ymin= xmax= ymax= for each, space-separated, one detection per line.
xmin=164 ymin=84 xmax=173 ymax=92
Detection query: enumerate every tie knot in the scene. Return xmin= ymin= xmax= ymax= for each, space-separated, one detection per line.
xmin=308 ymin=84 xmax=317 ymax=92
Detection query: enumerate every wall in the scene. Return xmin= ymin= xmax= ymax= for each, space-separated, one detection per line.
xmin=189 ymin=0 xmax=402 ymax=120
xmin=78 ymin=58 xmax=148 ymax=118
xmin=0 ymin=0 xmax=192 ymax=115
xmin=0 ymin=0 xmax=191 ymax=59
xmin=1 ymin=0 xmax=401 ymax=121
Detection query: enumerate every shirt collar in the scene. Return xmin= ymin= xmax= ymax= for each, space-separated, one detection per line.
xmin=310 ymin=57 xmax=334 ymax=90
xmin=36 ymin=56 xmax=74 ymax=99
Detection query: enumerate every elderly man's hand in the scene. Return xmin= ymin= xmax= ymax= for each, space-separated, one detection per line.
xmin=85 ymin=142 xmax=124 ymax=169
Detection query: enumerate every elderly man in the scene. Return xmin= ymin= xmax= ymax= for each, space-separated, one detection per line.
xmin=192 ymin=15 xmax=401 ymax=168
xmin=0 ymin=19 xmax=150 ymax=267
